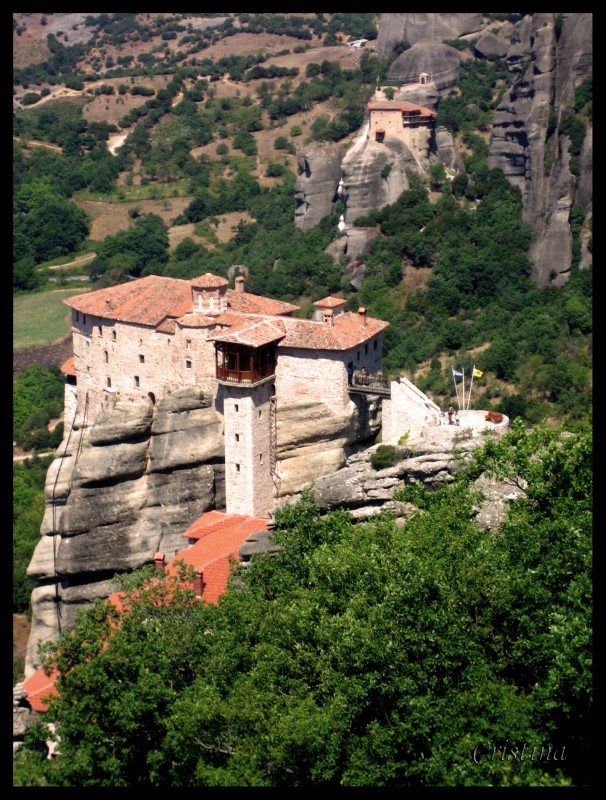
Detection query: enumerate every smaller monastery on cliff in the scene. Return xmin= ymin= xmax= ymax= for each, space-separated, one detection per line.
xmin=367 ymin=96 xmax=436 ymax=150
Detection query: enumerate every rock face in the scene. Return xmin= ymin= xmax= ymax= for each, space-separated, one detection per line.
xmin=375 ymin=13 xmax=485 ymax=58
xmin=473 ymin=30 xmax=509 ymax=59
xmin=25 ymin=389 xmax=224 ymax=677
xmin=340 ymin=137 xmax=425 ymax=226
xmin=294 ymin=144 xmax=344 ymax=231
xmin=434 ymin=127 xmax=464 ymax=171
xmin=25 ymin=389 xmax=382 ymax=677
xmin=487 ymin=12 xmax=593 ymax=285
xmin=386 ymin=42 xmax=463 ymax=92
xmin=282 ymin=435 xmax=514 ymax=530
xmin=324 ymin=227 xmax=380 ymax=265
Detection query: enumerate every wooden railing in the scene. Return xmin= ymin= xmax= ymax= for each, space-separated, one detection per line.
xmin=217 ymin=363 xmax=275 ymax=384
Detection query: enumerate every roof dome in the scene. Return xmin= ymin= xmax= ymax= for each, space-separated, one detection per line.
xmin=190 ymin=273 xmax=229 ymax=288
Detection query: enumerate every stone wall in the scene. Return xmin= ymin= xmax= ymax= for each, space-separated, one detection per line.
xmin=221 ymin=380 xmax=275 ymax=518
xmin=369 ymin=112 xmax=432 ymax=155
xmin=383 ymin=377 xmax=441 ymax=442
xmin=70 ymin=313 xmax=218 ymax=422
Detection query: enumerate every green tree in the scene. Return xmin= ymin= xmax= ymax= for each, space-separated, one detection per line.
xmin=36 ymin=424 xmax=591 ymax=787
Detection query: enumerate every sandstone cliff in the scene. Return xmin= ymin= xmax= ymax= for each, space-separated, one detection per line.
xmin=25 ymin=388 xmax=381 ymax=677
xmin=487 ymin=13 xmax=592 ymax=285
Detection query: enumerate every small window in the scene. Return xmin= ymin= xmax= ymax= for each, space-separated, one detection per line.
xmin=365 ymin=343 xmax=368 ymax=354
xmin=104 ymin=350 xmax=108 ymax=363
xmin=259 ymin=453 xmax=263 ymax=464
xmin=185 ymin=359 xmax=192 ymax=369
xmin=139 ymin=354 xmax=144 ymax=363
xmin=258 ymin=410 xmax=262 ymax=419
xmin=235 ymin=463 xmax=240 ymax=473
xmin=186 ymin=338 xmax=191 ymax=350
xmin=235 ymin=433 xmax=240 ymax=442
xmin=98 ymin=326 xmax=103 ymax=337
xmin=357 ymin=351 xmax=360 ymax=361
xmin=107 ymin=377 xmax=111 ymax=387
xmin=374 ymin=339 xmax=378 ymax=350
xmin=235 ymin=404 xmax=239 ymax=413
xmin=75 ymin=311 xmax=80 ymax=322
xmin=112 ymin=330 xmax=117 ymax=341
xmin=83 ymin=315 xmax=86 ymax=324
xmin=134 ymin=376 xmax=140 ymax=387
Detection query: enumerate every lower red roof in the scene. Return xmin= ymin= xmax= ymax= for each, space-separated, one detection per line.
xmin=21 ymin=511 xmax=272 ymax=712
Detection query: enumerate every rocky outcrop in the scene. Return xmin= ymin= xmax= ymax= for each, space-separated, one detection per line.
xmin=472 ymin=30 xmax=509 ymax=59
xmin=281 ymin=435 xmax=515 ymax=531
xmin=294 ymin=144 xmax=344 ymax=231
xmin=25 ymin=389 xmax=225 ymax=677
xmin=488 ymin=12 xmax=593 ymax=285
xmin=387 ymin=42 xmax=463 ymax=92
xmin=434 ymin=127 xmax=464 ymax=171
xmin=25 ymin=389 xmax=382 ymax=677
xmin=324 ymin=226 xmax=380 ymax=265
xmin=340 ymin=137 xmax=424 ymax=226
xmin=375 ymin=13 xmax=485 ymax=59
xmin=276 ymin=394 xmax=381 ymax=497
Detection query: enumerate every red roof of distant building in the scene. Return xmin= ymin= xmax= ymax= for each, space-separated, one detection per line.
xmin=367 ymin=100 xmax=436 ymax=118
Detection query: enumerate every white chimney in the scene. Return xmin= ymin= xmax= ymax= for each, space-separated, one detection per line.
xmin=358 ymin=307 xmax=367 ymax=327
xmin=235 ymin=276 xmax=245 ymax=293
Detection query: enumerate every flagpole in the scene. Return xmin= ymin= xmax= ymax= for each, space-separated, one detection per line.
xmin=451 ymin=367 xmax=461 ymax=410
xmin=461 ymin=367 xmax=465 ymax=411
xmin=468 ymin=364 xmax=475 ymax=410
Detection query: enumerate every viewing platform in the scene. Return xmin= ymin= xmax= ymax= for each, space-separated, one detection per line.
xmin=348 ymin=371 xmax=391 ymax=397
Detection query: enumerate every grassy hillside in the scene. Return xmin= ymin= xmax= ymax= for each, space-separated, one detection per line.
xmin=13 ymin=288 xmax=85 ymax=349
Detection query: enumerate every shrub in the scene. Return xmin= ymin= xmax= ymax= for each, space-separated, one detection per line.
xmin=370 ymin=444 xmax=397 ymax=470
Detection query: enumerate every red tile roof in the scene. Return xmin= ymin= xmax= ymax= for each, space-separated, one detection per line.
xmin=278 ymin=312 xmax=388 ymax=350
xmin=314 ymin=296 xmax=346 ymax=309
xmin=367 ymin=100 xmax=436 ymax=118
xmin=225 ymin=289 xmax=299 ymax=316
xmin=189 ymin=273 xmax=229 ymax=288
xmin=211 ymin=318 xmax=286 ymax=348
xmin=21 ymin=666 xmax=60 ymax=714
xmin=65 ymin=275 xmax=192 ymax=327
xmin=176 ymin=312 xmax=219 ymax=329
xmin=64 ymin=274 xmax=299 ymax=331
xmin=21 ymin=511 xmax=272 ymax=711
xmin=60 ymin=356 xmax=75 ymax=377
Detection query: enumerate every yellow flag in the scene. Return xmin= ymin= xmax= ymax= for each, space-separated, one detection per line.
xmin=473 ymin=368 xmax=483 ymax=378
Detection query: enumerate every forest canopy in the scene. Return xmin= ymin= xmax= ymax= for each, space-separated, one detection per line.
xmin=16 ymin=422 xmax=592 ymax=788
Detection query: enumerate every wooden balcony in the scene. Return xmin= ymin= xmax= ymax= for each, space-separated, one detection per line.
xmin=215 ymin=342 xmax=276 ymax=387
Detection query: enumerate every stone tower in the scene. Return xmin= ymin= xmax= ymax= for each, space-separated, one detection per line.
xmin=220 ymin=380 xmax=276 ymax=518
